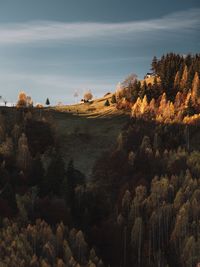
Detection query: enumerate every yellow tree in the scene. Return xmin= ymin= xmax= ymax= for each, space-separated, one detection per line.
xmin=163 ymin=101 xmax=174 ymax=122
xmin=174 ymin=91 xmax=182 ymax=109
xmin=169 ymin=102 xmax=175 ymax=119
xmin=191 ymin=72 xmax=200 ymax=105
xmin=17 ymin=91 xmax=27 ymax=107
xmin=180 ymin=65 xmax=188 ymax=91
xmin=131 ymin=97 xmax=142 ymax=117
xmin=157 ymin=93 xmax=167 ymax=121
xmin=149 ymin=98 xmax=156 ymax=111
xmin=174 ymin=71 xmax=180 ymax=89
xmin=159 ymin=93 xmax=167 ymax=111
xmin=140 ymin=95 xmax=148 ymax=115
xmin=185 ymin=90 xmax=192 ymax=107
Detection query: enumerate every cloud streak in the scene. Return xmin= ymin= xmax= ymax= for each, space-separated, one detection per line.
xmin=0 ymin=8 xmax=199 ymax=45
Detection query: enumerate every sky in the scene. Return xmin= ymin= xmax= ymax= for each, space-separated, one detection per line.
xmin=0 ymin=0 xmax=199 ymax=105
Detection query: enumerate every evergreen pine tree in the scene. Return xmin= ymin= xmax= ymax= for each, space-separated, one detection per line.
xmin=151 ymin=56 xmax=158 ymax=73
xmin=174 ymin=71 xmax=180 ymax=89
xmin=104 ymin=99 xmax=110 ymax=106
xmin=139 ymin=81 xmax=147 ymax=99
xmin=185 ymin=95 xmax=195 ymax=117
xmin=180 ymin=65 xmax=188 ymax=92
xmin=111 ymin=94 xmax=116 ymax=104
xmin=46 ymin=98 xmax=50 ymax=106
xmin=191 ymin=72 xmax=200 ymax=104
xmin=151 ymin=76 xmax=160 ymax=99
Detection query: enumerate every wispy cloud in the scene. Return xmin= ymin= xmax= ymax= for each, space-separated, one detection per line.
xmin=0 ymin=8 xmax=199 ymax=45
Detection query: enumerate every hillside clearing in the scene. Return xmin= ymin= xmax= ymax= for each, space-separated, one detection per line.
xmin=49 ymin=95 xmax=129 ymax=176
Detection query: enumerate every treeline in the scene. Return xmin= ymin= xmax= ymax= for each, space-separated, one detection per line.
xmin=131 ymin=88 xmax=199 ymax=124
xmin=115 ymin=53 xmax=200 ymax=123
xmin=151 ymin=53 xmax=200 ymax=97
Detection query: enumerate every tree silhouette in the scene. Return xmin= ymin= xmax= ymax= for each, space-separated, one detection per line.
xmin=104 ymin=99 xmax=110 ymax=106
xmin=46 ymin=98 xmax=50 ymax=106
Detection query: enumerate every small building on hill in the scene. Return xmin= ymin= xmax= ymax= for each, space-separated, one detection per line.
xmin=144 ymin=72 xmax=155 ymax=79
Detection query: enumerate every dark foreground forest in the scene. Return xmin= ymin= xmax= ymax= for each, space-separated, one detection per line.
xmin=0 ymin=53 xmax=200 ymax=267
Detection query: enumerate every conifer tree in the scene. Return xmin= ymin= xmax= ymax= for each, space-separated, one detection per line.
xmin=151 ymin=56 xmax=158 ymax=73
xmin=111 ymin=94 xmax=117 ymax=104
xmin=149 ymin=98 xmax=156 ymax=115
xmin=158 ymin=93 xmax=167 ymax=117
xmin=191 ymin=72 xmax=200 ymax=105
xmin=104 ymin=99 xmax=110 ymax=106
xmin=131 ymin=217 xmax=143 ymax=267
xmin=139 ymin=81 xmax=147 ymax=99
xmin=152 ymin=76 xmax=160 ymax=99
xmin=185 ymin=93 xmax=195 ymax=117
xmin=174 ymin=71 xmax=180 ymax=89
xmin=131 ymin=97 xmax=142 ymax=117
xmin=180 ymin=65 xmax=188 ymax=92
xmin=174 ymin=91 xmax=182 ymax=109
xmin=46 ymin=98 xmax=50 ymax=106
xmin=140 ymin=95 xmax=148 ymax=115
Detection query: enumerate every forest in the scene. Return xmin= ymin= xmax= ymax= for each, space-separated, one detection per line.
xmin=0 ymin=53 xmax=200 ymax=267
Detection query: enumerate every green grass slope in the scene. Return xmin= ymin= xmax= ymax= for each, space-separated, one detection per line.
xmin=49 ymin=96 xmax=129 ymax=176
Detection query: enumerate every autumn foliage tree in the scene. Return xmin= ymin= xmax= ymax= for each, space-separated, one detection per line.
xmin=17 ymin=91 xmax=33 ymax=108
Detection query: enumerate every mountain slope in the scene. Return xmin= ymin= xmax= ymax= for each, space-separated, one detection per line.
xmin=50 ymin=96 xmax=129 ymax=176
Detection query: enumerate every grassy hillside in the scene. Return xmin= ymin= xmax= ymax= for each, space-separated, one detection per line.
xmin=53 ymin=93 xmax=126 ymax=118
xmin=49 ymin=94 xmax=129 ymax=176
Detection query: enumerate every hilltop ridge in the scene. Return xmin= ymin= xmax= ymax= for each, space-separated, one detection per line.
xmin=52 ymin=93 xmax=129 ymax=118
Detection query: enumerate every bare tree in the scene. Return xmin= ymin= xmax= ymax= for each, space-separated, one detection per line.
xmin=83 ymin=90 xmax=93 ymax=102
xmin=0 ymin=96 xmax=7 ymax=106
xmin=74 ymin=91 xmax=79 ymax=103
xmin=122 ymin=73 xmax=138 ymax=88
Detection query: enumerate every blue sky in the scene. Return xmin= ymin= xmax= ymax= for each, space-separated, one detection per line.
xmin=0 ymin=0 xmax=199 ymax=105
